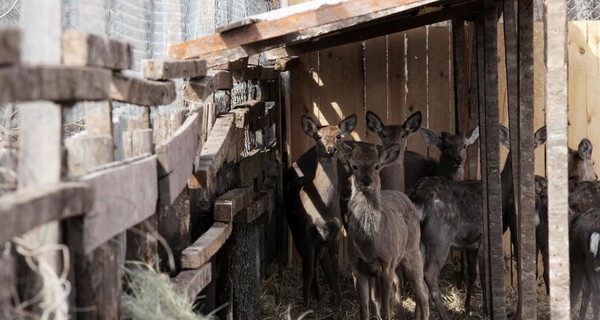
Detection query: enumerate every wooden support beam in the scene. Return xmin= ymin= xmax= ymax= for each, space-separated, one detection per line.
xmin=142 ymin=59 xmax=208 ymax=80
xmin=545 ymin=0 xmax=570 ymax=318
xmin=172 ymin=263 xmax=212 ymax=302
xmin=184 ymin=70 xmax=233 ymax=103
xmin=213 ymin=57 xmax=249 ymax=71
xmin=111 ymin=73 xmax=176 ymax=106
xmin=0 ymin=66 xmax=111 ymax=105
xmin=214 ymin=187 xmax=254 ymax=222
xmin=62 ymin=29 xmax=133 ymax=70
xmin=194 ymin=114 xmax=236 ymax=191
xmin=234 ymin=189 xmax=275 ymax=224
xmin=0 ymin=29 xmax=20 ymax=66
xmin=230 ymin=100 xmax=266 ymax=128
xmin=0 ymin=182 xmax=93 ymax=243
xmin=274 ymin=57 xmax=299 ymax=71
xmin=77 ymin=156 xmax=158 ymax=254
xmin=65 ymin=135 xmax=114 ymax=175
xmin=122 ymin=129 xmax=153 ymax=159
xmin=156 ymin=113 xmax=201 ymax=205
xmin=238 ymin=149 xmax=277 ymax=185
xmin=181 ymin=222 xmax=232 ymax=269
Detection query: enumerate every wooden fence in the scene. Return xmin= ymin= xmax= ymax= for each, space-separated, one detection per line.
xmin=0 ymin=4 xmax=284 ymax=319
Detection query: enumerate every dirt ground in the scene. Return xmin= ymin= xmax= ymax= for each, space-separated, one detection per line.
xmin=259 ymin=260 xmax=591 ymax=320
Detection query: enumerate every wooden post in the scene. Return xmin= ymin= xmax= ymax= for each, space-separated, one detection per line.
xmin=231 ymin=222 xmax=261 ymax=320
xmin=545 ymin=0 xmax=570 ymax=318
xmin=516 ymin=0 xmax=537 ymax=318
xmin=16 ymin=0 xmax=63 ymax=312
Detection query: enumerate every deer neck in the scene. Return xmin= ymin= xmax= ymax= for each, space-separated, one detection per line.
xmin=437 ymin=155 xmax=464 ymax=181
xmin=501 ymin=151 xmax=514 ymax=208
xmin=381 ymin=147 xmax=406 ymax=192
xmin=312 ymin=154 xmax=340 ymax=208
xmin=348 ymin=186 xmax=382 ymax=241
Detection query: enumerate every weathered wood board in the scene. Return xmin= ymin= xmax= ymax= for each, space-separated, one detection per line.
xmin=214 ymin=187 xmax=254 ymax=222
xmin=194 ymin=114 xmax=236 ymax=191
xmin=79 ymin=156 xmax=158 ymax=254
xmin=142 ymin=59 xmax=208 ymax=80
xmin=234 ymin=189 xmax=275 ymax=224
xmin=62 ymin=29 xmax=133 ymax=70
xmin=172 ymin=263 xmax=212 ymax=302
xmin=238 ymin=149 xmax=277 ymax=185
xmin=156 ymin=113 xmax=201 ymax=205
xmin=111 ymin=73 xmax=176 ymax=106
xmin=0 ymin=66 xmax=111 ymax=105
xmin=230 ymin=100 xmax=266 ymax=129
xmin=0 ymin=29 xmax=20 ymax=66
xmin=65 ymin=135 xmax=114 ymax=176
xmin=0 ymin=182 xmax=93 ymax=243
xmin=181 ymin=222 xmax=233 ymax=269
xmin=184 ymin=70 xmax=233 ymax=103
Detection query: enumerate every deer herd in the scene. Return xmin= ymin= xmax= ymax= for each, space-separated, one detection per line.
xmin=285 ymin=111 xmax=600 ymax=319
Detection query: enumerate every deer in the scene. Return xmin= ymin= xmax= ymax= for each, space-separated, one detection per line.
xmin=498 ymin=125 xmax=547 ymax=264
xmin=404 ymin=126 xmax=480 ymax=194
xmin=341 ymin=142 xmax=429 ymax=320
xmin=569 ymin=138 xmax=597 ymax=191
xmin=285 ymin=114 xmax=357 ymax=306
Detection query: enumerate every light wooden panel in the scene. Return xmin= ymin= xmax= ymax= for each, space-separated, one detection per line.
xmin=364 ymin=35 xmax=389 ymax=143
xmin=405 ymin=27 xmax=429 ymax=156
xmin=388 ymin=32 xmax=408 ymax=135
xmin=534 ymin=22 xmax=546 ymax=176
xmin=586 ymin=22 xmax=600 ymax=174
xmin=568 ymin=22 xmax=589 ymax=154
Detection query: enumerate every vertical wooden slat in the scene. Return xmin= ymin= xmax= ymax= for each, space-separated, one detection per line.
xmin=17 ymin=0 xmax=63 ymax=311
xmin=388 ymin=32 xmax=407 ymax=132
xmin=405 ymin=27 xmax=428 ymax=155
xmin=517 ymin=0 xmax=537 ymax=318
xmin=586 ymin=22 xmax=600 ymax=174
xmin=483 ymin=0 xmax=507 ymax=317
xmin=545 ymin=0 xmax=571 ymax=318
xmin=452 ymin=19 xmax=467 ymax=133
xmin=427 ymin=26 xmax=452 ymax=160
xmin=364 ymin=35 xmax=389 ymax=143
xmin=567 ymin=22 xmax=588 ymax=152
xmin=534 ymin=22 xmax=546 ymax=177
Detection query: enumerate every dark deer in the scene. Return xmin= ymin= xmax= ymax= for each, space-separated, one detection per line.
xmin=286 ymin=114 xmax=357 ymax=306
xmin=404 ymin=126 xmax=480 ymax=193
xmin=568 ymin=138 xmax=597 ymax=190
xmin=410 ymin=175 xmax=484 ymax=320
xmin=342 ymin=142 xmax=429 ymax=320
xmin=498 ymin=125 xmax=547 ymax=263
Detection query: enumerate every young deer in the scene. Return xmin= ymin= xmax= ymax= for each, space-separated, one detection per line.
xmin=404 ymin=126 xmax=480 ymax=193
xmin=498 ymin=125 xmax=547 ymax=263
xmin=568 ymin=138 xmax=597 ymax=190
xmin=286 ymin=114 xmax=357 ymax=306
xmin=342 ymin=142 xmax=429 ymax=320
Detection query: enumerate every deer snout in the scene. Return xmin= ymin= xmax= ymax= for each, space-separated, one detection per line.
xmin=326 ymin=145 xmax=337 ymax=154
xmin=360 ymin=176 xmax=372 ymax=187
xmin=453 ymin=155 xmax=463 ymax=166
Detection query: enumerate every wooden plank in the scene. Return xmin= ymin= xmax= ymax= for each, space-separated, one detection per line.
xmin=142 ymin=59 xmax=208 ymax=80
xmin=214 ymin=187 xmax=254 ymax=222
xmin=85 ymin=102 xmax=113 ymax=137
xmin=274 ymin=57 xmax=299 ymax=70
xmin=172 ymin=263 xmax=212 ymax=302
xmin=364 ymin=35 xmax=389 ymax=144
xmin=194 ymin=114 xmax=236 ymax=191
xmin=216 ymin=17 xmax=263 ymax=33
xmin=0 ymin=29 xmax=20 ymax=66
xmin=181 ymin=222 xmax=233 ymax=269
xmin=232 ymin=222 xmax=260 ymax=319
xmin=568 ymin=22 xmax=588 ymax=155
xmin=427 ymin=26 xmax=452 ymax=160
xmin=586 ymin=22 xmax=600 ymax=174
xmin=0 ymin=256 xmax=15 ymax=306
xmin=156 ymin=113 xmax=201 ymax=205
xmin=234 ymin=189 xmax=275 ymax=224
xmin=405 ymin=27 xmax=428 ymax=155
xmin=534 ymin=22 xmax=546 ymax=176
xmin=65 ymin=136 xmax=114 ymax=176
xmin=0 ymin=66 xmax=111 ymax=105
xmin=78 ymin=156 xmax=158 ymax=254
xmin=545 ymin=0 xmax=570 ymax=317
xmin=238 ymin=149 xmax=277 ymax=185
xmin=0 ymin=182 xmax=93 ymax=243
xmin=388 ymin=31 xmax=407 ymax=134
xmin=122 ymin=129 xmax=153 ymax=159
xmin=212 ymin=57 xmax=249 ymax=71
xmin=111 ymin=73 xmax=176 ymax=106
xmin=62 ymin=29 xmax=133 ymax=70
xmin=168 ymin=0 xmax=475 ymax=61
xmin=184 ymin=70 xmax=233 ymax=103
xmin=230 ymin=100 xmax=266 ymax=128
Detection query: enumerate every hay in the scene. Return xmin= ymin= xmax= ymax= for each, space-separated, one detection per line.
xmin=121 ymin=262 xmax=213 ymax=320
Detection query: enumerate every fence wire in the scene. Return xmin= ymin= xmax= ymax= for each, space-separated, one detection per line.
xmin=568 ymin=0 xmax=600 ymax=20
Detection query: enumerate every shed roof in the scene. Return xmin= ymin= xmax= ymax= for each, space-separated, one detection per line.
xmin=168 ymin=0 xmax=482 ymax=66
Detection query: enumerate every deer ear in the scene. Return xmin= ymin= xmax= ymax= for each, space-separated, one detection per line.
xmin=465 ymin=126 xmax=480 ymax=146
xmin=380 ymin=143 xmax=401 ymax=167
xmin=420 ymin=128 xmax=439 ymax=147
xmin=340 ymin=141 xmax=354 ymax=163
xmin=534 ymin=126 xmax=548 ymax=148
xmin=403 ymin=111 xmax=422 ymax=134
xmin=339 ymin=114 xmax=358 ymax=136
xmin=301 ymin=115 xmax=319 ymax=137
xmin=578 ymin=138 xmax=593 ymax=160
xmin=499 ymin=124 xmax=510 ymax=149
xmin=535 ymin=176 xmax=546 ymax=194
xmin=366 ymin=111 xmax=384 ymax=134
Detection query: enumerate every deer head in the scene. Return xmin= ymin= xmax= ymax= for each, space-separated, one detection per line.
xmin=301 ymin=114 xmax=357 ymax=158
xmin=569 ymin=138 xmax=597 ymax=187
xmin=420 ymin=126 xmax=479 ymax=175
xmin=366 ymin=110 xmax=422 ymax=151
xmin=498 ymin=125 xmax=548 ymax=150
xmin=341 ymin=143 xmax=401 ymax=193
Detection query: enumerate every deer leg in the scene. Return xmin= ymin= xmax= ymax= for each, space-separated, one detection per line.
xmin=378 ymin=271 xmax=394 ymax=320
xmin=591 ymin=285 xmax=600 ymax=320
xmin=369 ymin=278 xmax=381 ymax=319
xmin=579 ymin=284 xmax=590 ymax=320
xmin=424 ymin=255 xmax=449 ymax=320
xmin=353 ymin=270 xmax=370 ymax=320
xmin=465 ymin=249 xmax=478 ymax=315
xmin=400 ymin=251 xmax=430 ymax=320
xmin=570 ymin=269 xmax=583 ymax=319
xmin=542 ymin=246 xmax=550 ymax=295
xmin=394 ymin=267 xmax=406 ymax=320
xmin=312 ymin=247 xmax=323 ymax=301
xmin=319 ymin=242 xmax=341 ymax=306
xmin=478 ymin=246 xmax=489 ymax=316
xmin=301 ymin=245 xmax=316 ymax=306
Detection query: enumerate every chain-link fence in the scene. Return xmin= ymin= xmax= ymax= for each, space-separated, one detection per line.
xmin=568 ymin=0 xmax=600 ymax=20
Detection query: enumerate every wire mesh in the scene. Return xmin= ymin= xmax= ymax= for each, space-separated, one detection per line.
xmin=567 ymin=0 xmax=600 ymax=20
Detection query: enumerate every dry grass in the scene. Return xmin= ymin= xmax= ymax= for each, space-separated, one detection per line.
xmin=260 ymin=260 xmax=588 ymax=320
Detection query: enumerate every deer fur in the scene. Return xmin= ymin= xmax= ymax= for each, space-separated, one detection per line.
xmin=404 ymin=126 xmax=480 ymax=193
xmin=568 ymin=138 xmax=597 ymax=190
xmin=342 ymin=142 xmax=429 ymax=320
xmin=286 ymin=114 xmax=357 ymax=306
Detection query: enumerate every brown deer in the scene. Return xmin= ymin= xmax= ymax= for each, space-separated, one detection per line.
xmin=404 ymin=126 xmax=480 ymax=193
xmin=286 ymin=114 xmax=357 ymax=306
xmin=498 ymin=125 xmax=547 ymax=263
xmin=341 ymin=142 xmax=429 ymax=320
xmin=569 ymin=138 xmax=597 ymax=190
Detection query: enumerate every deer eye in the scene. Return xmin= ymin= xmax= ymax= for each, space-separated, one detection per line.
xmin=463 ymin=144 xmax=467 ymax=149
xmin=336 ymin=134 xmax=341 ymax=140
xmin=375 ymin=164 xmax=381 ymax=171
xmin=381 ymin=133 xmax=388 ymax=139
xmin=317 ymin=134 xmax=322 ymax=139
xmin=352 ymin=165 xmax=358 ymax=171
xmin=401 ymin=133 xmax=407 ymax=139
